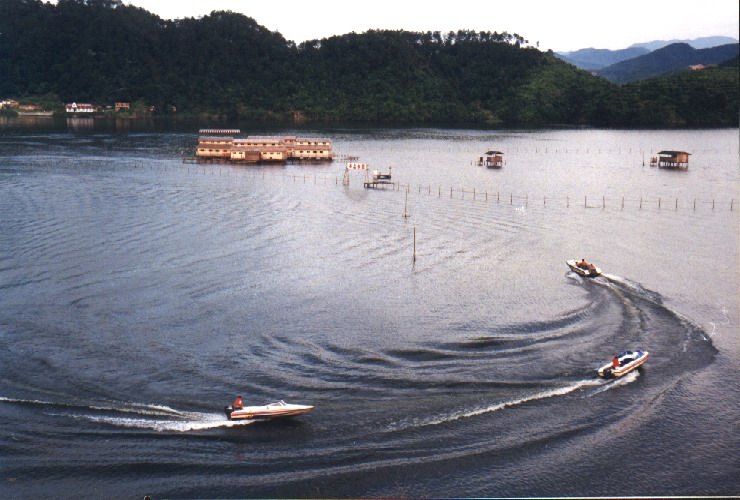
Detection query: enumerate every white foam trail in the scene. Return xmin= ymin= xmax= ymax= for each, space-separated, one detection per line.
xmin=389 ymin=379 xmax=601 ymax=431
xmin=588 ymin=370 xmax=640 ymax=395
xmin=0 ymin=396 xmax=47 ymax=405
xmin=0 ymin=396 xmax=194 ymax=418
xmin=707 ymin=322 xmax=716 ymax=338
xmin=75 ymin=414 xmax=254 ymax=432
xmin=3 ymin=396 xmax=250 ymax=432
xmin=90 ymin=403 xmax=199 ymax=417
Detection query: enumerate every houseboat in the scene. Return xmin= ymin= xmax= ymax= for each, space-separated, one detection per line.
xmin=477 ymin=150 xmax=504 ymax=168
xmin=650 ymin=150 xmax=690 ymax=169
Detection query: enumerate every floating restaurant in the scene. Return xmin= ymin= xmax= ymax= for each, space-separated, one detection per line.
xmin=190 ymin=129 xmax=333 ymax=164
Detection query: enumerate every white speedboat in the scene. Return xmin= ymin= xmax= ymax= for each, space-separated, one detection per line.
xmin=567 ymin=259 xmax=601 ymax=278
xmin=598 ymin=350 xmax=649 ymax=378
xmin=224 ymin=400 xmax=314 ymax=420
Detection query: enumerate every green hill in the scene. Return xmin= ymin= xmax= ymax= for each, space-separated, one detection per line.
xmin=623 ymin=66 xmax=740 ymax=127
xmin=0 ymin=0 xmax=737 ymax=127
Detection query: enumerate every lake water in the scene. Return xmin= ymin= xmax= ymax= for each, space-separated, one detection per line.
xmin=0 ymin=123 xmax=738 ymax=497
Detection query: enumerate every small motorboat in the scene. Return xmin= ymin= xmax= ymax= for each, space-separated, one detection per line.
xmin=567 ymin=259 xmax=601 ymax=278
xmin=598 ymin=350 xmax=649 ymax=378
xmin=224 ymin=400 xmax=314 ymax=421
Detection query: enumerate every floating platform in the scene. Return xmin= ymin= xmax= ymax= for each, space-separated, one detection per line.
xmin=363 ymin=180 xmax=395 ymax=189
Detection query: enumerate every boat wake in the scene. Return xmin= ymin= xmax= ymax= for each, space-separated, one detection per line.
xmin=0 ymin=396 xmax=250 ymax=432
xmin=65 ymin=413 xmax=254 ymax=432
xmin=599 ymin=273 xmax=664 ymax=304
xmin=388 ymin=379 xmax=602 ymax=432
xmin=602 ymin=273 xmax=712 ymax=344
xmin=585 ymin=370 xmax=640 ymax=396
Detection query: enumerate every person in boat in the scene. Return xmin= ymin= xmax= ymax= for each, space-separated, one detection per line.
xmin=232 ymin=395 xmax=244 ymax=410
xmin=588 ymin=263 xmax=597 ymax=274
xmin=578 ymin=258 xmax=588 ymax=269
xmin=612 ymin=356 xmax=619 ymax=368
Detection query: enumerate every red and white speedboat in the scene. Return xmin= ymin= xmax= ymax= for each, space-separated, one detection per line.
xmin=567 ymin=259 xmax=601 ymax=278
xmin=224 ymin=400 xmax=314 ymax=420
xmin=598 ymin=350 xmax=649 ymax=378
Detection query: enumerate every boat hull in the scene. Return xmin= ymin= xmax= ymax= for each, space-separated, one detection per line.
xmin=598 ymin=351 xmax=649 ymax=378
xmin=567 ymin=260 xmax=601 ymax=278
xmin=224 ymin=401 xmax=314 ymax=420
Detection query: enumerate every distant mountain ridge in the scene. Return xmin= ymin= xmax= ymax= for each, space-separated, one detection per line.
xmin=554 ymin=47 xmax=649 ymax=71
xmin=629 ymin=36 xmax=739 ymax=51
xmin=556 ymin=36 xmax=739 ymax=71
xmin=597 ymin=42 xmax=740 ymax=83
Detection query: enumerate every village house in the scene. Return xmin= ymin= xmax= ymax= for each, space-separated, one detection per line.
xmin=115 ymin=102 xmax=130 ymax=111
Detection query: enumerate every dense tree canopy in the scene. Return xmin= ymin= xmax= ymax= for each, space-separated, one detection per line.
xmin=0 ymin=0 xmax=737 ymax=126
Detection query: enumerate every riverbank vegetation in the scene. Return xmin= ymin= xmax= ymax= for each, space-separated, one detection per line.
xmin=1 ymin=0 xmax=737 ymax=127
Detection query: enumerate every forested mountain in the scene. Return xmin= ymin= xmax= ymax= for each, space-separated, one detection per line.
xmin=0 ymin=0 xmax=737 ymax=127
xmin=623 ymin=66 xmax=739 ymax=127
xmin=597 ymin=43 xmax=740 ymax=84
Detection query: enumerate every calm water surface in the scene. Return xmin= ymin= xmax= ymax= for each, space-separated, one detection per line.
xmin=0 ymin=125 xmax=738 ymax=498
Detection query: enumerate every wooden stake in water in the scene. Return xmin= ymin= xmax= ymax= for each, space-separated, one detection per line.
xmin=403 ymin=190 xmax=409 ymax=219
xmin=413 ymin=226 xmax=416 ymax=263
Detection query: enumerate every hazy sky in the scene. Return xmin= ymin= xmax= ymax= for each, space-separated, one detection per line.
xmin=121 ymin=0 xmax=739 ymax=52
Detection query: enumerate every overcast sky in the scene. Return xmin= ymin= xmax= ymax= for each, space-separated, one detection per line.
xmin=121 ymin=0 xmax=739 ymax=52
